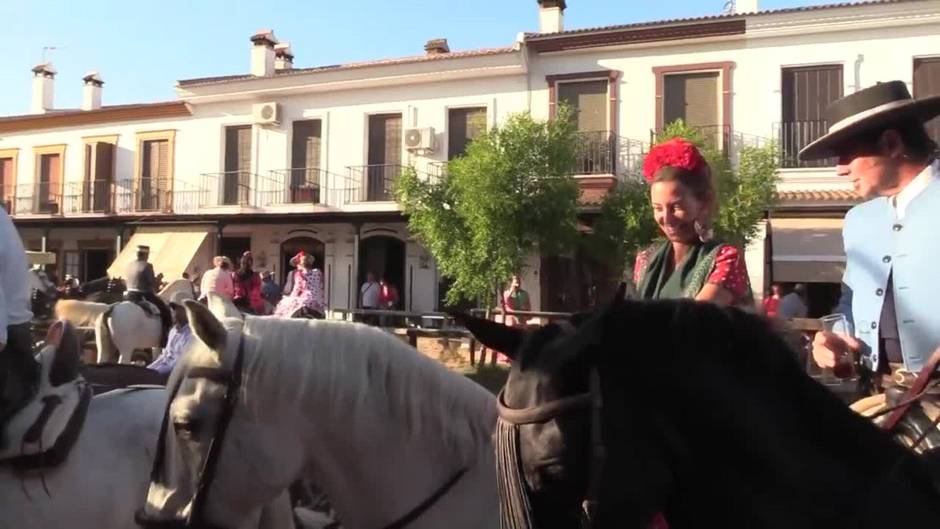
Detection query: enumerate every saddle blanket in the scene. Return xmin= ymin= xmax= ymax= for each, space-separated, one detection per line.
xmin=0 ymin=346 xmax=89 ymax=467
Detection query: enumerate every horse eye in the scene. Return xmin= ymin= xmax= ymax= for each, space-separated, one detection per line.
xmin=173 ymin=419 xmax=200 ymax=437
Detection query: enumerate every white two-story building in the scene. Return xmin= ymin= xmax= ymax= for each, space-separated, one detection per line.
xmin=2 ymin=0 xmax=939 ymax=316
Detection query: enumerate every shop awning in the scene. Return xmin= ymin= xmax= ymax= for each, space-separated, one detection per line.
xmin=770 ymin=218 xmax=845 ymax=283
xmin=107 ymin=227 xmax=209 ymax=280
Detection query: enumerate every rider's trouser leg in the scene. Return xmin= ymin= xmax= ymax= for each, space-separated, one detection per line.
xmin=0 ymin=323 xmax=39 ymax=448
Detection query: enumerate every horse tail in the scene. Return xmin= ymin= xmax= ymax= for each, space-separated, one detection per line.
xmin=95 ymin=304 xmax=118 ymax=364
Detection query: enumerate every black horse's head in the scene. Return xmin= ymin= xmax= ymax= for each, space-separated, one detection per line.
xmin=459 ymin=288 xmax=628 ymax=529
xmin=461 ymin=287 xmax=706 ymax=528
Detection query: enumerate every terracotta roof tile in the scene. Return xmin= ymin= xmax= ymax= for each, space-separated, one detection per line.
xmin=526 ymin=0 xmax=915 ymax=39
xmin=775 ymin=189 xmax=861 ymax=204
xmin=178 ymin=47 xmax=517 ymax=88
xmin=0 ymin=101 xmax=191 ymax=133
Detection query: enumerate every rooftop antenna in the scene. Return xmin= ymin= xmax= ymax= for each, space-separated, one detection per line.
xmin=722 ymin=1 xmax=735 ymax=14
xmin=41 ymin=46 xmax=61 ymax=62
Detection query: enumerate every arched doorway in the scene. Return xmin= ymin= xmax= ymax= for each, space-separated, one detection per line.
xmin=280 ymin=236 xmax=325 ymax=285
xmin=358 ymin=235 xmax=405 ymax=309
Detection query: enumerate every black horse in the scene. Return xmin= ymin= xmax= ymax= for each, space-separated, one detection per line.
xmin=69 ymin=276 xmax=126 ymax=304
xmin=462 ymin=294 xmax=940 ymax=529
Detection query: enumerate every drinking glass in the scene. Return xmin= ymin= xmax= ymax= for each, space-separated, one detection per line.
xmin=819 ymin=313 xmax=857 ymax=381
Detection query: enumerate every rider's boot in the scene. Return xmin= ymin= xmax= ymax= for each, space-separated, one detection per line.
xmin=0 ymin=323 xmax=39 ymax=450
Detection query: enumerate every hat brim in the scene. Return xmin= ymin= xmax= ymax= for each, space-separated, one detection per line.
xmin=799 ymin=96 xmax=940 ymax=161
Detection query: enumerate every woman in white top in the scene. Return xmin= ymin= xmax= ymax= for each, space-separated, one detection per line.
xmin=199 ymin=256 xmax=234 ymax=301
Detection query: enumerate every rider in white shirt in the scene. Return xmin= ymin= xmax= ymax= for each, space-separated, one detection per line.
xmin=0 ymin=207 xmax=37 ymax=446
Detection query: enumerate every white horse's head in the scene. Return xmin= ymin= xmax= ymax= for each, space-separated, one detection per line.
xmin=140 ymin=292 xmax=500 ymax=529
xmin=138 ymin=294 xmax=304 ymax=529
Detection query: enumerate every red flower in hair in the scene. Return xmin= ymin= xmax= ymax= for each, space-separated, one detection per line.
xmin=642 ymin=138 xmax=707 ymax=183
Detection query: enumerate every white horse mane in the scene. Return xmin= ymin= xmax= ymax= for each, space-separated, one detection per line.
xmin=199 ymin=315 xmax=497 ymax=463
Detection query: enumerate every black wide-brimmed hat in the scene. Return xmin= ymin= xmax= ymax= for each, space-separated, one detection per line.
xmin=799 ymin=80 xmax=940 ymax=161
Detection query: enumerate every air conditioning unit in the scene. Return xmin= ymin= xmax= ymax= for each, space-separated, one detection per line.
xmin=404 ymin=127 xmax=436 ymax=152
xmin=252 ymin=102 xmax=281 ymax=126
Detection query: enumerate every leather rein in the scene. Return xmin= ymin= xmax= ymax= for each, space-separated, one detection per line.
xmin=138 ymin=334 xmax=466 ymax=529
xmin=496 ymin=368 xmax=605 ymax=525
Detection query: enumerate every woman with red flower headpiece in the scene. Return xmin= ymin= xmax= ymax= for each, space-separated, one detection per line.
xmin=273 ymin=250 xmax=326 ymax=318
xmin=231 ymin=251 xmax=266 ymax=314
xmin=633 ymin=138 xmax=753 ymax=307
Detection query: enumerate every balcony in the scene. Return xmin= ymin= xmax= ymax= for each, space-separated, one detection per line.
xmin=200 ymin=171 xmax=269 ymax=208
xmin=113 ymin=178 xmax=202 ymax=215
xmin=13 ymin=184 xmax=61 ymax=215
xmin=574 ymin=131 xmax=616 ymax=175
xmin=776 ymin=120 xmax=836 ymax=168
xmin=62 ymin=180 xmax=112 ymax=214
xmin=344 ymin=164 xmax=405 ymax=202
xmin=259 ymin=167 xmax=347 ymax=208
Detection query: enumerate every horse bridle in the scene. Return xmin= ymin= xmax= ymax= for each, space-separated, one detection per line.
xmin=496 ymin=368 xmax=605 ymax=525
xmin=136 ymin=335 xmax=246 ymax=529
xmin=137 ymin=333 xmax=467 ymax=529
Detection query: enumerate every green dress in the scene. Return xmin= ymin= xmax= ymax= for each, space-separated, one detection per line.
xmin=636 ymin=240 xmax=754 ymax=306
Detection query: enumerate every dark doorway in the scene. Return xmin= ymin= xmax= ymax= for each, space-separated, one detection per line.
xmin=540 ymin=242 xmax=619 ymax=313
xmin=83 ymin=248 xmax=112 ymax=282
xmin=358 ymin=236 xmax=405 ymax=309
xmin=280 ymin=236 xmax=325 ymax=285
xmin=220 ymin=236 xmax=251 ymax=272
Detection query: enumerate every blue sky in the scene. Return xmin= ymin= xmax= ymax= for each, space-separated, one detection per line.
xmin=0 ymin=0 xmax=836 ymax=115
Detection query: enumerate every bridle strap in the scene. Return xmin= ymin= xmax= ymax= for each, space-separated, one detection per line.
xmin=188 ymin=335 xmax=247 ymax=527
xmin=381 ymin=467 xmax=468 ymax=529
xmin=497 ymin=390 xmax=592 ymax=425
xmin=582 ymin=368 xmax=605 ymax=524
xmin=882 ymin=346 xmax=940 ymax=432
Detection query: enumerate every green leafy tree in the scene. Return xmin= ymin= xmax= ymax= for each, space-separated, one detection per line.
xmin=397 ymin=107 xmax=581 ymax=307
xmin=589 ymin=120 xmax=779 ymax=277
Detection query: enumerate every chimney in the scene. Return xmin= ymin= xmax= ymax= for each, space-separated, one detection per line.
xmin=31 ymin=62 xmax=56 ymax=114
xmin=537 ymin=0 xmax=565 ymax=33
xmin=274 ymin=42 xmax=294 ymax=71
xmin=250 ymin=29 xmax=278 ymax=77
xmin=733 ymin=0 xmax=759 ymax=14
xmin=424 ymin=38 xmax=450 ymax=55
xmin=82 ymin=71 xmax=103 ymax=111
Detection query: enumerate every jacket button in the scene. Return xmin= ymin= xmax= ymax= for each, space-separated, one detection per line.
xmin=876 ymin=288 xmax=884 ymax=296
xmin=883 ymin=255 xmax=892 ymax=263
xmin=871 ymin=322 xmax=878 ymax=329
xmin=893 ymin=224 xmax=903 ymax=231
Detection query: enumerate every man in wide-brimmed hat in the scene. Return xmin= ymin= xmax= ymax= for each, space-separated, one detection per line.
xmin=806 ymin=81 xmax=940 ymax=383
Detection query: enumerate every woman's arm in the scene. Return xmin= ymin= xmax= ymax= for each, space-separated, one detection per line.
xmin=697 ymin=245 xmax=749 ymax=307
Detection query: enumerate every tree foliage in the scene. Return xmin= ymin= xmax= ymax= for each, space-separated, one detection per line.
xmin=589 ymin=120 xmax=780 ymax=273
xmin=396 ymin=107 xmax=581 ymax=306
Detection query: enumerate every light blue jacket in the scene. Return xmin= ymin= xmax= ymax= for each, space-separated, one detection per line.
xmin=839 ymin=175 xmax=940 ymax=372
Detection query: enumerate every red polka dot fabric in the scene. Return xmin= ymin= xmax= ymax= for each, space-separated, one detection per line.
xmin=707 ymin=245 xmax=750 ymax=301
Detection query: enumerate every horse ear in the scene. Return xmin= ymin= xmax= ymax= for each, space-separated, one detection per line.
xmin=47 ymin=320 xmax=81 ymax=386
xmin=184 ymin=300 xmax=228 ymax=353
xmin=452 ymin=313 xmax=524 ymax=361
xmin=612 ymin=282 xmax=627 ymax=306
xmin=205 ymin=292 xmax=242 ymax=321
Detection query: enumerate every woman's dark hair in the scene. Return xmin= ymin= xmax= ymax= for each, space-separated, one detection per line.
xmin=237 ymin=255 xmax=254 ymax=281
xmin=652 ymin=164 xmax=715 ymax=205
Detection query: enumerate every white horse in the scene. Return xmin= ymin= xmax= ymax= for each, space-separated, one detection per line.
xmin=0 ymin=322 xmax=296 ymax=529
xmin=139 ymin=293 xmax=500 ymax=529
xmin=95 ymin=278 xmax=195 ymax=364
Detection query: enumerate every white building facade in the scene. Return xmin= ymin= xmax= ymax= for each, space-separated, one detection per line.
xmin=1 ymin=0 xmax=939 ymax=316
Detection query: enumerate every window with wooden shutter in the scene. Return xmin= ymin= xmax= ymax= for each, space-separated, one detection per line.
xmin=780 ymin=65 xmax=843 ymax=167
xmin=224 ymin=125 xmax=252 ymax=205
xmin=290 ymin=120 xmax=322 ymax=202
xmin=93 ymin=142 xmax=114 ymax=212
xmin=914 ymin=57 xmax=940 ymax=144
xmin=38 ymin=153 xmax=61 ymax=213
xmin=0 ymin=157 xmax=13 ymax=213
xmin=140 ymin=139 xmax=169 ymax=210
xmin=558 ymin=80 xmax=608 ymax=132
xmin=448 ymin=107 xmax=487 ymax=160
xmin=367 ymin=114 xmax=402 ymax=201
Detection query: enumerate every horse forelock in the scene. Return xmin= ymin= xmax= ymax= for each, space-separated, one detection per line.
xmin=203 ymin=316 xmax=497 ymax=461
